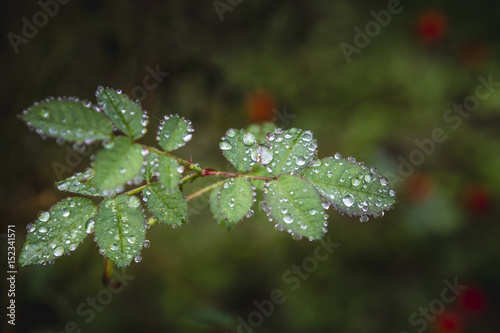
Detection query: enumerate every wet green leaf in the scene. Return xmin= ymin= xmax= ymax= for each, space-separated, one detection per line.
xmin=301 ymin=156 xmax=396 ymax=219
xmin=19 ymin=197 xmax=96 ymax=267
xmin=94 ymin=195 xmax=146 ymax=268
xmin=219 ymin=129 xmax=258 ymax=172
xmin=142 ymin=152 xmax=159 ymax=182
xmin=209 ymin=184 xmax=228 ymax=228
xmin=21 ymin=98 xmax=113 ymax=142
xmin=264 ymin=175 xmax=326 ymax=240
xmin=246 ymin=122 xmax=277 ymax=144
xmin=157 ymin=155 xmax=181 ymax=190
xmin=264 ymin=128 xmax=317 ymax=176
xmin=96 ymin=87 xmax=147 ymax=139
xmin=156 ymin=115 xmax=193 ymax=151
xmin=142 ymin=183 xmax=187 ymax=226
xmin=218 ymin=177 xmax=254 ymax=226
xmin=93 ymin=137 xmax=144 ymax=191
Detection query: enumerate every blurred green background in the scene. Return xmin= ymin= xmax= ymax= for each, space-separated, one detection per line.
xmin=1 ymin=0 xmax=499 ymax=332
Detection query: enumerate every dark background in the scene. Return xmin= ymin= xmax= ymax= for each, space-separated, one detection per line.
xmin=1 ymin=0 xmax=499 ymax=332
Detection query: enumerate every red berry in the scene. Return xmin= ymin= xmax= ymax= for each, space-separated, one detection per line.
xmin=416 ymin=9 xmax=448 ymax=44
xmin=246 ymin=89 xmax=276 ymax=123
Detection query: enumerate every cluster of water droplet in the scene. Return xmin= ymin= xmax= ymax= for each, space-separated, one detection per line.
xmin=23 ymin=198 xmax=95 ymax=265
xmin=22 ymin=96 xmax=112 ymax=144
xmin=264 ymin=128 xmax=317 ymax=175
xmin=142 ymin=183 xmax=186 ymax=226
xmin=304 ymin=154 xmax=396 ymax=222
xmin=156 ymin=114 xmax=194 ymax=151
xmin=219 ymin=128 xmax=259 ymax=172
xmin=218 ymin=177 xmax=257 ymax=222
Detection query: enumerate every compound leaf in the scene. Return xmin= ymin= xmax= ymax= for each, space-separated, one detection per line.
xmin=94 ymin=195 xmax=146 ymax=268
xmin=218 ymin=177 xmax=254 ymax=226
xmin=156 ymin=114 xmax=193 ymax=151
xmin=96 ymin=87 xmax=147 ymax=139
xmin=301 ymin=156 xmax=396 ymax=219
xmin=21 ymin=98 xmax=113 ymax=142
xmin=219 ymin=129 xmax=258 ymax=172
xmin=19 ymin=197 xmax=96 ymax=267
xmin=264 ymin=128 xmax=317 ymax=176
xmin=263 ymin=175 xmax=326 ymax=240
xmin=93 ymin=137 xmax=144 ymax=191
xmin=142 ymin=183 xmax=187 ymax=226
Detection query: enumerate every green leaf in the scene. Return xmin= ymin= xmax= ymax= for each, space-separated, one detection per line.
xmin=218 ymin=177 xmax=255 ymax=226
xmin=301 ymin=156 xmax=396 ymax=219
xmin=157 ymin=155 xmax=181 ymax=190
xmin=142 ymin=152 xmax=159 ymax=182
xmin=264 ymin=128 xmax=317 ymax=176
xmin=96 ymin=87 xmax=147 ymax=139
xmin=209 ymin=184 xmax=228 ymax=228
xmin=263 ymin=175 xmax=326 ymax=240
xmin=142 ymin=183 xmax=187 ymax=226
xmin=246 ymin=122 xmax=277 ymax=144
xmin=219 ymin=129 xmax=258 ymax=172
xmin=156 ymin=114 xmax=193 ymax=151
xmin=19 ymin=197 xmax=96 ymax=267
xmin=93 ymin=137 xmax=144 ymax=191
xmin=95 ymin=195 xmax=146 ymax=268
xmin=21 ymin=98 xmax=113 ymax=142
xmin=56 ymin=168 xmax=118 ymax=196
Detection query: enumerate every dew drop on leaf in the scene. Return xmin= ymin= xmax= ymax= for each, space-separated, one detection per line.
xmin=38 ymin=211 xmax=50 ymax=222
xmin=53 ymin=247 xmax=64 ymax=257
xmin=219 ymin=141 xmax=232 ymax=150
xmin=343 ymin=194 xmax=355 ymax=207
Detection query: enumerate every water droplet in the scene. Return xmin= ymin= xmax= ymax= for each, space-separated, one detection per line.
xmin=143 ymin=240 xmax=150 ymax=248
xmin=351 ymin=178 xmax=361 ymax=186
xmin=128 ymin=196 xmax=141 ymax=208
xmin=219 ymin=141 xmax=232 ymax=150
xmin=334 ymin=153 xmax=342 ymax=160
xmin=62 ymin=210 xmax=70 ymax=217
xmin=281 ymin=208 xmax=288 ymax=214
xmin=296 ymin=157 xmax=306 ymax=166
xmin=226 ymin=129 xmax=236 ymax=138
xmin=259 ymin=146 xmax=273 ymax=165
xmin=40 ymin=108 xmax=50 ymax=118
xmin=380 ymin=178 xmax=388 ymax=186
xmin=38 ymin=211 xmax=50 ymax=222
xmin=53 ymin=247 xmax=64 ymax=257
xmin=343 ymin=195 xmax=354 ymax=207
xmin=283 ymin=215 xmax=294 ymax=224
xmin=300 ymin=224 xmax=308 ymax=230
xmin=110 ymin=244 xmax=118 ymax=251
xmin=69 ymin=243 xmax=77 ymax=251
xmin=86 ymin=220 xmax=95 ymax=234
xmin=302 ymin=132 xmax=312 ymax=142
xmin=245 ymin=209 xmax=254 ymax=218
xmin=360 ymin=216 xmax=369 ymax=223
xmin=183 ymin=133 xmax=192 ymax=142
xmin=364 ymin=174 xmax=373 ymax=182
xmin=322 ymin=202 xmax=330 ymax=210
xmin=243 ymin=132 xmax=256 ymax=145
xmin=119 ymin=168 xmax=126 ymax=174
xmin=39 ymin=226 xmax=48 ymax=233
xmin=309 ymin=209 xmax=317 ymax=215
xmin=347 ymin=156 xmax=356 ymax=163
xmin=134 ymin=253 xmax=143 ymax=263
xmin=389 ymin=189 xmax=396 ymax=197
xmin=127 ymin=236 xmax=136 ymax=244
xmin=26 ymin=223 xmax=35 ymax=233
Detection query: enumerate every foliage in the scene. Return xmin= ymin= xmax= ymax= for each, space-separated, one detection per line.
xmin=19 ymin=87 xmax=396 ymax=268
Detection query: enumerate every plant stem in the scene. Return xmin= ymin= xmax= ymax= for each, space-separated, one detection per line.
xmin=201 ymin=168 xmax=275 ymax=181
xmin=185 ymin=180 xmax=226 ymax=202
xmin=124 ymin=184 xmax=148 ymax=195
xmin=142 ymin=144 xmax=203 ymax=174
